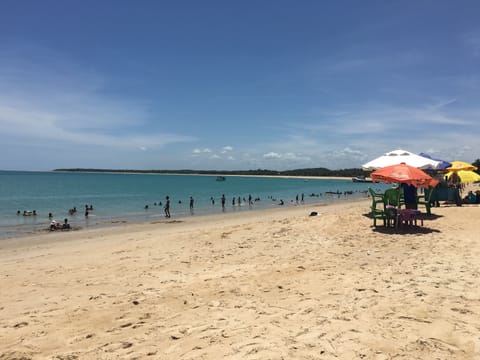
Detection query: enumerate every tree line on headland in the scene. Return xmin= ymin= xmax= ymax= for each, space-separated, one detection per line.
xmin=53 ymin=167 xmax=372 ymax=177
xmin=53 ymin=159 xmax=480 ymax=177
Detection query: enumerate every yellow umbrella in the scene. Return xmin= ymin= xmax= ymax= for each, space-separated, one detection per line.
xmin=446 ymin=160 xmax=478 ymax=172
xmin=446 ymin=170 xmax=480 ymax=183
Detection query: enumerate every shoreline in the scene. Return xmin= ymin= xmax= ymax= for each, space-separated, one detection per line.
xmin=3 ymin=182 xmax=477 ymax=243
xmin=0 ymin=185 xmax=372 ymax=241
xmin=0 ymin=171 xmax=374 ymax=240
xmin=0 ymin=197 xmax=365 ymax=249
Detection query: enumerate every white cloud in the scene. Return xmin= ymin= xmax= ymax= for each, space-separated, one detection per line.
xmin=340 ymin=147 xmax=363 ymax=156
xmin=263 ymin=152 xmax=281 ymax=159
xmin=192 ymin=148 xmax=213 ymax=155
xmin=246 ymin=97 xmax=480 ymax=170
xmin=283 ymin=152 xmax=311 ymax=162
xmin=0 ymin=102 xmax=195 ymax=149
xmin=0 ymin=49 xmax=195 ymax=154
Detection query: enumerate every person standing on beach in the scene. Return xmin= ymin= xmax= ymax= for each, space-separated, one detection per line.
xmin=189 ymin=196 xmax=194 ymax=209
xmin=221 ymin=194 xmax=226 ymax=210
xmin=401 ymin=183 xmax=418 ymax=209
xmin=448 ymin=172 xmax=463 ymax=206
xmin=164 ymin=196 xmax=171 ymax=218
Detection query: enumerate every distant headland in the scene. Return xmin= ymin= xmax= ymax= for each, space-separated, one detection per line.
xmin=53 ymin=167 xmax=369 ymax=178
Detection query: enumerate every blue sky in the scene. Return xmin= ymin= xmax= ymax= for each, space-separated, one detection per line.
xmin=1 ymin=1 xmax=479 ymax=171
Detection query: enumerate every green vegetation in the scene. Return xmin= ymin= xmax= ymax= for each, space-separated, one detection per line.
xmin=473 ymin=159 xmax=480 ymax=174
xmin=53 ymin=167 xmax=371 ymax=177
xmin=54 ymin=159 xmax=480 ymax=176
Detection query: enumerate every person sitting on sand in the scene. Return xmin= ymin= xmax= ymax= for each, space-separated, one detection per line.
xmin=62 ymin=218 xmax=71 ymax=230
xmin=50 ymin=220 xmax=61 ymax=231
xmin=462 ymin=191 xmax=476 ymax=204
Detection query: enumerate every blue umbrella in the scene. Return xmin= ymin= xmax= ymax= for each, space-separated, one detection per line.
xmin=419 ymin=153 xmax=451 ymax=170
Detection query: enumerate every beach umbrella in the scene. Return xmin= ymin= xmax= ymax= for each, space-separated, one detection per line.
xmin=418 ymin=153 xmax=451 ymax=170
xmin=445 ymin=161 xmax=478 ymax=172
xmin=445 ymin=170 xmax=480 ymax=183
xmin=370 ymin=162 xmax=434 ymax=188
xmin=362 ymin=149 xmax=441 ymax=170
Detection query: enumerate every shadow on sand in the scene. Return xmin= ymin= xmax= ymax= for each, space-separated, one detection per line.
xmin=372 ymin=225 xmax=441 ymax=235
xmin=363 ymin=212 xmax=442 ymax=235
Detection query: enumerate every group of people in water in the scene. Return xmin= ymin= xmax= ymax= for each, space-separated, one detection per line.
xmin=144 ymin=194 xmax=263 ymax=217
xmin=142 ymin=190 xmax=365 ymax=218
xmin=18 ymin=205 xmax=95 ymax=218
xmin=17 ymin=210 xmax=37 ymax=216
xmin=18 ymin=187 xmax=366 ymax=230
xmin=16 ymin=204 xmax=97 ymax=232
xmin=68 ymin=205 xmax=94 ymax=216
xmin=51 ymin=205 xmax=94 ymax=230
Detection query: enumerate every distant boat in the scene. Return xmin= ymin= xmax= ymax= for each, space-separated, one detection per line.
xmin=352 ymin=175 xmax=373 ymax=183
xmin=216 ymin=176 xmax=226 ymax=181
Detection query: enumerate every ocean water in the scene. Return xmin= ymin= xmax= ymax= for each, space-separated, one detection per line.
xmin=0 ymin=171 xmax=388 ymax=239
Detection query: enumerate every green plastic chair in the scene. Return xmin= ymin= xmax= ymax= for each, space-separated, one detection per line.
xmin=383 ymin=187 xmax=410 ymax=227
xmin=368 ymin=187 xmax=385 ymax=211
xmin=371 ymin=208 xmax=387 ymax=227
xmin=417 ymin=187 xmax=433 ymax=215
xmin=384 ymin=188 xmax=401 ymax=207
xmin=368 ymin=187 xmax=386 ymax=227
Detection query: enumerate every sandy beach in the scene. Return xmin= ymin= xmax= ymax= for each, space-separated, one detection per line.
xmin=1 ymin=191 xmax=479 ymax=359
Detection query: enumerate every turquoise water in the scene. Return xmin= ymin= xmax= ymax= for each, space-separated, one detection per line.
xmin=0 ymin=171 xmax=387 ymax=238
